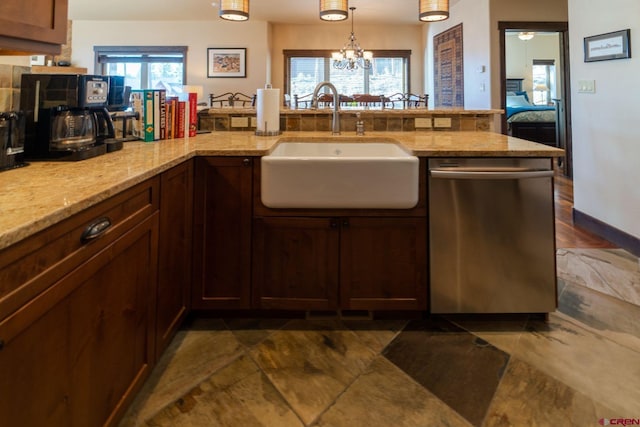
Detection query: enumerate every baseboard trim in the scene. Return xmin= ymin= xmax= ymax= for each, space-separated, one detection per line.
xmin=573 ymin=209 xmax=640 ymax=257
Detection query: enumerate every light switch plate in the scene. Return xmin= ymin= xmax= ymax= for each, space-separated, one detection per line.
xmin=415 ymin=117 xmax=432 ymax=128
xmin=578 ymin=80 xmax=596 ymax=93
xmin=434 ymin=117 xmax=452 ymax=128
xmin=231 ymin=117 xmax=249 ymax=127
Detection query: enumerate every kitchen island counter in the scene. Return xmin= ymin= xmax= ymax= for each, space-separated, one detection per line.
xmin=0 ymin=131 xmax=562 ymax=250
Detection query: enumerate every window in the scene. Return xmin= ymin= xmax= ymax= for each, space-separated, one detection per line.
xmin=94 ymin=46 xmax=188 ymax=97
xmin=532 ymin=59 xmax=555 ymax=105
xmin=284 ymin=50 xmax=410 ymax=98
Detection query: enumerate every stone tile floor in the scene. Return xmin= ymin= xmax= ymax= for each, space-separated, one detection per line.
xmin=120 ymin=248 xmax=640 ymax=427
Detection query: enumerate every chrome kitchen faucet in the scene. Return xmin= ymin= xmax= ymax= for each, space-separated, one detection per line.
xmin=311 ymin=81 xmax=341 ymax=135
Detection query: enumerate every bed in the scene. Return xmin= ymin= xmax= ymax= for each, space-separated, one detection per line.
xmin=506 ymin=91 xmax=557 ymax=147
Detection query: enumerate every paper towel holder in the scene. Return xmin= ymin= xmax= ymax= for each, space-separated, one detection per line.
xmin=255 ymin=83 xmax=282 ymax=136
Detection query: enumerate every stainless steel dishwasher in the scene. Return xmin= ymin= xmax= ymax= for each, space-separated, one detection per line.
xmin=428 ymin=158 xmax=556 ymax=313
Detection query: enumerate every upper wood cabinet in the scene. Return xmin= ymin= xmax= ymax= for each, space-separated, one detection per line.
xmin=0 ymin=0 xmax=68 ymax=55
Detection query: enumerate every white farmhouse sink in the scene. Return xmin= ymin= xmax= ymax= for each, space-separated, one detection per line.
xmin=261 ymin=141 xmax=419 ymax=209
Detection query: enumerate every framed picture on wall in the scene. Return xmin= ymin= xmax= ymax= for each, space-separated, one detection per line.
xmin=207 ymin=48 xmax=247 ymax=78
xmin=584 ymin=29 xmax=631 ymax=62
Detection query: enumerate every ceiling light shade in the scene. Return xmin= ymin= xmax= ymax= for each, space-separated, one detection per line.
xmin=518 ymin=32 xmax=535 ymax=41
xmin=320 ymin=0 xmax=349 ymax=21
xmin=419 ymin=0 xmax=449 ymax=22
xmin=219 ymin=0 xmax=249 ymax=21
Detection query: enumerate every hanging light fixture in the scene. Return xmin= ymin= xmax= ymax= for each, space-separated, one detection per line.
xmin=518 ymin=32 xmax=535 ymax=41
xmin=219 ymin=0 xmax=249 ymax=21
xmin=332 ymin=7 xmax=372 ymax=71
xmin=320 ymin=0 xmax=349 ymax=21
xmin=419 ymin=0 xmax=449 ymax=22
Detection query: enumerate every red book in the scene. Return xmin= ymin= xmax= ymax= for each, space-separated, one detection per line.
xmin=176 ymin=101 xmax=186 ymax=138
xmin=188 ymin=92 xmax=198 ymax=137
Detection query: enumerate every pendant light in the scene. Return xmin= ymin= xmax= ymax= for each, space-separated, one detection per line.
xmin=332 ymin=7 xmax=372 ymax=71
xmin=518 ymin=32 xmax=535 ymax=41
xmin=219 ymin=0 xmax=249 ymax=21
xmin=419 ymin=0 xmax=449 ymax=22
xmin=320 ymin=0 xmax=349 ymax=21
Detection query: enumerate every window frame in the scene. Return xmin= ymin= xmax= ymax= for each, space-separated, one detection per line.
xmin=93 ymin=45 xmax=189 ymax=86
xmin=283 ymin=49 xmax=411 ymax=96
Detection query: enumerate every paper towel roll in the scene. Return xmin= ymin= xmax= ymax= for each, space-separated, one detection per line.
xmin=256 ymin=87 xmax=281 ymax=136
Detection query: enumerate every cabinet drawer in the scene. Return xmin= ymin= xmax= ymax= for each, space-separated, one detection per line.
xmin=0 ymin=177 xmax=159 ymax=320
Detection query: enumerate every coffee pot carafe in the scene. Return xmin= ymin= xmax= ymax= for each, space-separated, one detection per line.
xmin=50 ymin=107 xmax=97 ymax=150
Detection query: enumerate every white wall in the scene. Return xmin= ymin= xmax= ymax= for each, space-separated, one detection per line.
xmin=0 ymin=56 xmax=30 ymax=66
xmin=569 ymin=0 xmax=640 ymax=238
xmin=71 ymin=20 xmax=270 ymax=98
xmin=424 ymin=0 xmax=492 ymax=109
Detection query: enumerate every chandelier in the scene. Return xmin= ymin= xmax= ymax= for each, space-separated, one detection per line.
xmin=331 ymin=7 xmax=372 ymax=71
xmin=219 ymin=0 xmax=249 ymax=21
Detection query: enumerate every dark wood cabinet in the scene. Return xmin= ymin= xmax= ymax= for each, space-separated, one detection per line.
xmin=156 ymin=160 xmax=193 ymax=355
xmin=340 ymin=217 xmax=427 ymax=311
xmin=252 ymin=216 xmax=427 ymax=311
xmin=0 ymin=182 xmax=158 ymax=427
xmin=0 ymin=0 xmax=68 ymax=55
xmin=252 ymin=217 xmax=340 ymax=310
xmin=192 ymin=157 xmax=253 ymax=309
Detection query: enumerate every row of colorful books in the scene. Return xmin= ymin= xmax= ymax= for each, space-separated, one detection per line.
xmin=130 ymin=89 xmax=198 ymax=142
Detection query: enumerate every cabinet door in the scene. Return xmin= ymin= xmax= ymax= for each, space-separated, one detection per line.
xmin=192 ymin=157 xmax=253 ymax=309
xmin=0 ymin=0 xmax=68 ymax=54
xmin=0 ymin=214 xmax=158 ymax=427
xmin=253 ymin=217 xmax=340 ymax=310
xmin=340 ymin=217 xmax=428 ymax=311
xmin=157 ymin=160 xmax=193 ymax=355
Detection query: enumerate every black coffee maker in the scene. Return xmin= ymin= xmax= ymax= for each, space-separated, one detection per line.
xmin=0 ymin=111 xmax=27 ymax=171
xmin=20 ymin=74 xmax=119 ymax=161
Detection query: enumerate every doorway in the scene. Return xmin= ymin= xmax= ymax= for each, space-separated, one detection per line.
xmin=499 ymin=21 xmax=572 ymax=177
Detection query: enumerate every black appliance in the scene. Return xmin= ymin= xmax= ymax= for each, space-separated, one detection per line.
xmin=0 ymin=111 xmax=27 ymax=171
xmin=106 ymin=75 xmax=131 ymax=112
xmin=20 ymin=74 xmax=120 ymax=161
xmin=106 ymin=75 xmax=137 ymax=142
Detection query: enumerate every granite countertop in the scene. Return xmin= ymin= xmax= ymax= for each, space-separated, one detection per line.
xmin=0 ymin=131 xmax=563 ymax=250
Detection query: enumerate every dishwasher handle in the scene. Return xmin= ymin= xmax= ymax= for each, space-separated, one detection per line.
xmin=430 ymin=168 xmax=554 ymax=180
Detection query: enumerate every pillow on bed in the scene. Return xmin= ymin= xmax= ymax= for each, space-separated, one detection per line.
xmin=506 ymin=94 xmax=531 ymax=107
xmin=513 ymin=90 xmax=530 ymax=102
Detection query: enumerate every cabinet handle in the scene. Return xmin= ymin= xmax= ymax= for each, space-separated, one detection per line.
xmin=330 ymin=220 xmax=338 ymax=228
xmin=243 ymin=158 xmax=251 ymax=167
xmin=342 ymin=219 xmax=349 ymax=228
xmin=80 ymin=217 xmax=112 ymax=244
xmin=0 ymin=339 xmax=4 ymax=351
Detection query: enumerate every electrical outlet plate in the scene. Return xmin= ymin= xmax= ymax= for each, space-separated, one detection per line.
xmin=231 ymin=116 xmax=249 ymax=127
xmin=434 ymin=117 xmax=452 ymax=128
xmin=415 ymin=117 xmax=432 ymax=128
